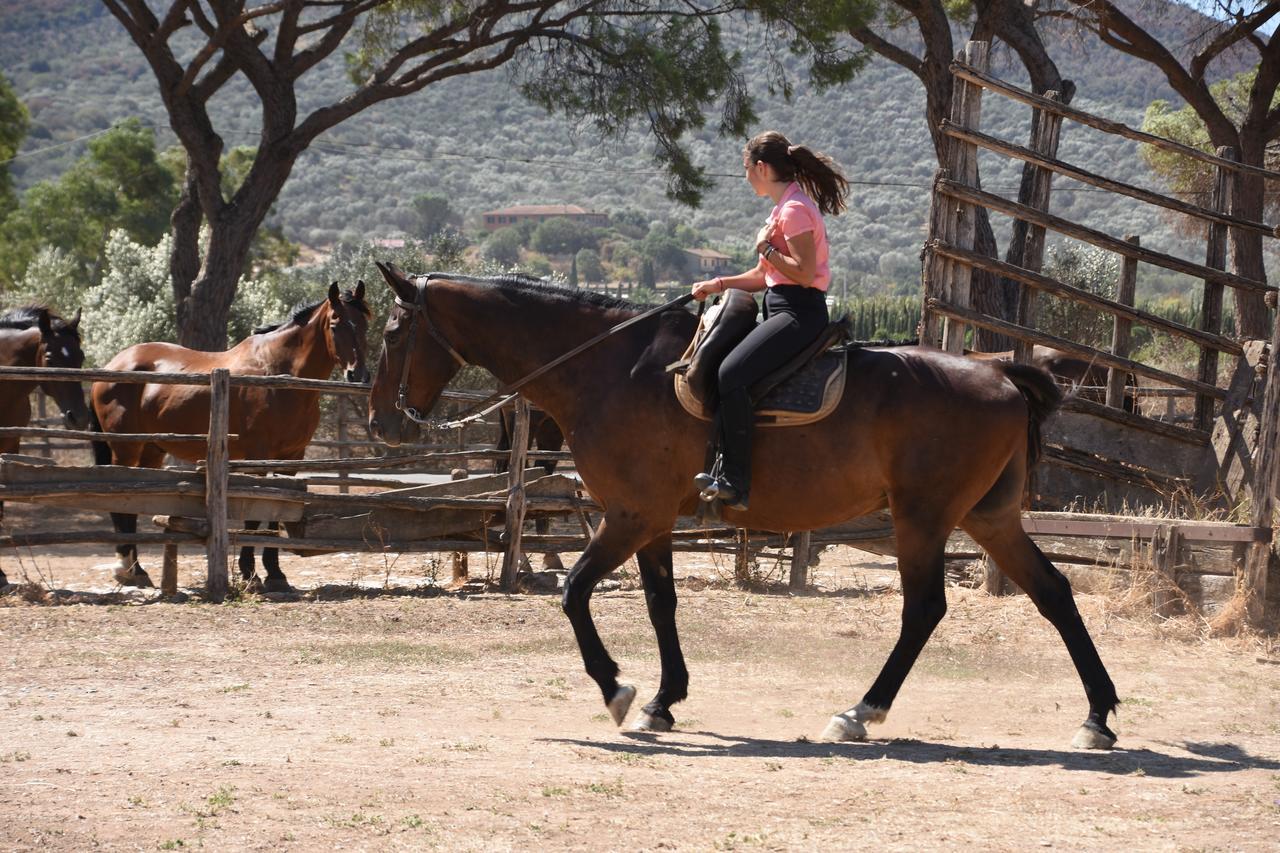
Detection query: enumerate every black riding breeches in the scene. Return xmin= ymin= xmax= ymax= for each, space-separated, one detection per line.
xmin=718 ymin=285 xmax=829 ymax=395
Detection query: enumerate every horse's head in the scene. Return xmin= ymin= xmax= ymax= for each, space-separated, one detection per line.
xmin=37 ymin=307 xmax=90 ymax=429
xmin=368 ymin=262 xmax=464 ymax=447
xmin=324 ymin=281 xmax=372 ymax=384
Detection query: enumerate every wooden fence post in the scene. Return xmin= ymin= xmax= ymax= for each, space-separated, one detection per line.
xmin=1195 ymin=146 xmax=1236 ymax=432
xmin=1150 ymin=524 xmax=1182 ymax=617
xmin=1243 ymin=298 xmax=1280 ymax=624
xmin=499 ymin=397 xmax=529 ymax=591
xmin=1012 ymin=90 xmax=1068 ymax=363
xmin=788 ymin=530 xmax=811 ymax=590
xmin=1107 ymin=236 xmax=1140 ymax=409
xmin=205 ymin=368 xmax=230 ymax=603
xmin=161 ymin=543 xmax=179 ymax=597
xmin=939 ymin=40 xmax=988 ymax=354
xmin=35 ymin=389 xmax=52 ymax=458
xmin=336 ymin=397 xmax=350 ymax=495
xmin=734 ymin=528 xmax=751 ymax=587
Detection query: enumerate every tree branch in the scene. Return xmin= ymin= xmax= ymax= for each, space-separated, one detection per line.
xmin=1190 ymin=1 xmax=1279 ymax=80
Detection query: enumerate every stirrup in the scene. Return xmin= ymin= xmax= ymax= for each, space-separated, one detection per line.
xmin=695 ymin=474 xmax=749 ymax=511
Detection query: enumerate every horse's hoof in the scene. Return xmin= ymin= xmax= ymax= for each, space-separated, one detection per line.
xmin=819 ymin=713 xmax=867 ymax=742
xmin=242 ymin=575 xmax=264 ymax=593
xmin=632 ymin=711 xmax=674 ymax=733
xmin=1072 ymin=722 xmax=1117 ymax=750
xmin=115 ymin=567 xmax=154 ymax=588
xmin=606 ymin=684 xmax=636 ymax=726
xmin=262 ymin=575 xmax=293 ymax=594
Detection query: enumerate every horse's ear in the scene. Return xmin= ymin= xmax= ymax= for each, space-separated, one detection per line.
xmin=328 ymin=281 xmax=341 ymax=307
xmin=68 ymin=308 xmax=81 ymax=332
xmin=354 ymin=280 xmax=366 ymax=302
xmin=375 ymin=260 xmax=417 ymax=305
xmin=36 ymin=309 xmax=53 ymax=337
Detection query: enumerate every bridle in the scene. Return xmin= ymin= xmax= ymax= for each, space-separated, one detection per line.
xmin=392 ymin=275 xmax=468 ymax=425
xmin=391 ymin=274 xmax=695 ymax=430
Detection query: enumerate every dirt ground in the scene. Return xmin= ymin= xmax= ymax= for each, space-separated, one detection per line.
xmin=2 ymin=502 xmax=1280 ymax=852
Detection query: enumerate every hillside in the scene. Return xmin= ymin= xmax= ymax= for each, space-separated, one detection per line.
xmin=0 ymin=1 xmax=1268 ymax=297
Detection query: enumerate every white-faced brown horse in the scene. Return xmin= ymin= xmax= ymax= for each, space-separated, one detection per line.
xmin=91 ymin=283 xmax=372 ymax=591
xmin=1 ymin=305 xmax=90 ymax=587
xmin=367 ymin=266 xmax=1119 ymax=749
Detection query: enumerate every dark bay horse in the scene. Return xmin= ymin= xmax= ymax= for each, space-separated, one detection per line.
xmin=968 ymin=345 xmax=1136 ymax=411
xmin=367 ymin=265 xmax=1119 ymax=749
xmin=92 ymin=283 xmax=371 ymax=591
xmin=1 ymin=305 xmax=90 ymax=587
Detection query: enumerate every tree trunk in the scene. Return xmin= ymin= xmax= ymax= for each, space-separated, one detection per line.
xmin=1229 ymin=134 xmax=1271 ymax=339
xmin=172 ymin=145 xmax=296 ymax=351
xmin=178 ymin=215 xmax=257 ymax=351
xmin=170 ymin=165 xmax=203 ymax=341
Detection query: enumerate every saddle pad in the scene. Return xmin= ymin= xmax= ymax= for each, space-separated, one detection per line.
xmin=673 ymin=339 xmax=847 ymax=428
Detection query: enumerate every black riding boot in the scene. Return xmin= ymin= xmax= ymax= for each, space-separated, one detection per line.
xmin=695 ymin=387 xmax=753 ymax=511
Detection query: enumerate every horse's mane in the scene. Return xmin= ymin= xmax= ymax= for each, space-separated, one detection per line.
xmin=253 ymin=288 xmax=371 ymax=335
xmin=0 ymin=304 xmax=71 ymax=332
xmin=423 ymin=272 xmax=648 ymax=312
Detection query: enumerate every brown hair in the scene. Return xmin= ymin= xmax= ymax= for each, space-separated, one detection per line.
xmin=745 ymin=131 xmax=849 ymax=216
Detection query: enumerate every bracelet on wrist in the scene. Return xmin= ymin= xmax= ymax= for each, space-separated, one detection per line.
xmin=763 ymin=244 xmax=775 ymax=260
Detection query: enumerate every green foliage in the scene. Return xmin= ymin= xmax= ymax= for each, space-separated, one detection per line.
xmin=1141 ymin=69 xmax=1280 ymax=215
xmin=0 ymin=118 xmax=176 ymax=287
xmin=575 ymin=248 xmax=605 ymax=283
xmin=530 ymin=217 xmax=600 ymax=256
xmin=483 ymin=227 xmax=524 ymax=266
xmin=568 ymin=253 xmax=579 ymax=288
xmin=80 ymin=229 xmax=177 ymax=365
xmin=832 ymin=294 xmax=920 ymax=341
xmin=1038 ymin=245 xmax=1120 ymax=349
xmin=411 ymin=192 xmax=460 ymax=239
xmin=0 ymin=70 xmax=28 ymax=217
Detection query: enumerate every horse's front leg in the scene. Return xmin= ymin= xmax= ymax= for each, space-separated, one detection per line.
xmin=631 ymin=532 xmax=689 ymax=732
xmin=238 ymin=519 xmax=262 ymax=590
xmin=260 ymin=522 xmax=291 ymax=593
xmin=561 ymin=514 xmax=654 ymax=726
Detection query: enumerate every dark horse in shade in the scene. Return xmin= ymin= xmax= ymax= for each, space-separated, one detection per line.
xmin=367 ymin=265 xmax=1119 ymax=749
xmin=0 ymin=305 xmax=91 ymax=587
xmin=91 ymin=284 xmax=371 ymax=591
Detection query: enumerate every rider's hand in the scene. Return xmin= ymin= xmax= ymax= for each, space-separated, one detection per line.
xmin=755 ymin=221 xmax=778 ymax=257
xmin=691 ymin=278 xmax=722 ymax=302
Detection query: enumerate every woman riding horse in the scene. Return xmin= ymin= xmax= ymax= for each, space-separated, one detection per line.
xmin=367 ymin=264 xmax=1119 ymax=750
xmin=91 ymin=283 xmax=371 ymax=591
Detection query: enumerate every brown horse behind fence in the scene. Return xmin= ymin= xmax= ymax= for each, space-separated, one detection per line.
xmin=968 ymin=345 xmax=1137 ymax=411
xmin=367 ymin=265 xmax=1120 ymax=750
xmin=91 ymin=283 xmax=371 ymax=591
xmin=0 ymin=305 xmax=90 ymax=587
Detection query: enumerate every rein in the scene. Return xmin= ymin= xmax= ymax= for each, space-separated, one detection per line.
xmin=393 ymin=277 xmax=695 ymax=429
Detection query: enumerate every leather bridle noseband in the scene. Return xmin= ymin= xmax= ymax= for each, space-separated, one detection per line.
xmin=392 ymin=275 xmax=468 ymax=426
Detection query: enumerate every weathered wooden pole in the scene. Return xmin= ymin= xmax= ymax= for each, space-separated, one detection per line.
xmin=1243 ymin=294 xmax=1280 ymax=624
xmin=205 ymin=368 xmax=230 ymax=603
xmin=336 ymin=397 xmax=350 ymax=495
xmin=940 ymin=40 xmax=988 ymax=354
xmin=1012 ymin=89 xmax=1067 ymax=363
xmin=1107 ymin=236 xmax=1140 ymax=409
xmin=35 ymin=389 xmax=52 ymax=458
xmin=734 ymin=528 xmax=751 ymax=587
xmin=1195 ymin=147 xmax=1235 ymax=432
xmin=161 ymin=543 xmax=179 ymax=597
xmin=788 ymin=530 xmax=811 ymax=590
xmin=499 ymin=397 xmax=530 ymax=591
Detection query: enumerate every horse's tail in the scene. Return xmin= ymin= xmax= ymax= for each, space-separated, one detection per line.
xmin=88 ymin=406 xmax=113 ymax=466
xmin=998 ymin=362 xmax=1062 ymax=468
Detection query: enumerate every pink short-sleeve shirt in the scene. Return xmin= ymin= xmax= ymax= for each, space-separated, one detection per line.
xmin=764 ymin=182 xmax=830 ymax=291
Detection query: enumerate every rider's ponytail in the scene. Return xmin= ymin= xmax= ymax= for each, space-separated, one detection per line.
xmin=745 ymin=131 xmax=849 ymax=216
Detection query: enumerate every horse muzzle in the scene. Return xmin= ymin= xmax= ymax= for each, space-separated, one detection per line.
xmin=368 ymin=413 xmax=401 ymax=447
xmin=346 ymin=366 xmax=371 ymax=385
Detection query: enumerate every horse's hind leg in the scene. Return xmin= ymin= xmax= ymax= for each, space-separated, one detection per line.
xmin=561 ymin=514 xmax=654 ymax=726
xmin=260 ymin=522 xmax=291 ymax=593
xmin=822 ymin=516 xmax=949 ymax=742
xmin=238 ymin=520 xmax=262 ymax=589
xmin=631 ymin=532 xmax=689 ymax=732
xmin=964 ymin=512 xmax=1119 ymax=749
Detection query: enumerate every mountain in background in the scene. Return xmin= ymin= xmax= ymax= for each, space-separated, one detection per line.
xmin=0 ymin=1 xmax=1268 ymax=298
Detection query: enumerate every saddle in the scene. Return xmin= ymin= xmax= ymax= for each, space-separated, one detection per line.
xmin=670 ymin=289 xmax=851 ymax=428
